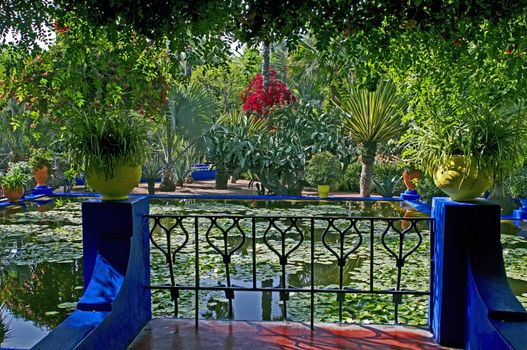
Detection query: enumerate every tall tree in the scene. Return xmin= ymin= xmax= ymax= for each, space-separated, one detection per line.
xmin=334 ymin=80 xmax=407 ymax=197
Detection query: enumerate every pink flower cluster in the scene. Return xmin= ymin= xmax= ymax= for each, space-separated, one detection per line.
xmin=241 ymin=69 xmax=296 ymax=116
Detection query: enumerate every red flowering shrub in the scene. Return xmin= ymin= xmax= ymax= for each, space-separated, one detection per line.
xmin=241 ymin=69 xmax=296 ymax=116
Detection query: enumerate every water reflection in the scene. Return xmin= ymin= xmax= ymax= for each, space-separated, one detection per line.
xmin=0 ymin=261 xmax=84 ymax=330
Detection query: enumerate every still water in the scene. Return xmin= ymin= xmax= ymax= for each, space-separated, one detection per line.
xmin=0 ymin=197 xmax=525 ymax=349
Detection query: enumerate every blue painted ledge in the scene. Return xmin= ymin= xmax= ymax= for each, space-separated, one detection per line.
xmin=32 ymin=197 xmax=151 ymax=350
xmin=0 ymin=194 xmax=45 ymax=208
xmin=431 ymin=197 xmax=527 ymax=350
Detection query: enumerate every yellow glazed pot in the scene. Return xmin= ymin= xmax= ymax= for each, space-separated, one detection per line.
xmin=87 ymin=163 xmax=141 ymax=201
xmin=317 ymin=184 xmax=330 ymax=199
xmin=433 ymin=155 xmax=493 ymax=201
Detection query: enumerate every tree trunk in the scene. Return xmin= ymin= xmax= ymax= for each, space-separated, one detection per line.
xmin=215 ymin=167 xmax=228 ymax=189
xmin=360 ymin=141 xmax=377 ymax=197
xmin=159 ymin=167 xmax=176 ymax=192
xmin=262 ymin=41 xmax=270 ymax=88
xmin=147 ymin=179 xmax=156 ymax=194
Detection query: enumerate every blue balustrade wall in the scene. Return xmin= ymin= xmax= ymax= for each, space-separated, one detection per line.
xmin=431 ymin=197 xmax=527 ymax=349
xmin=32 ymin=197 xmax=150 ymax=350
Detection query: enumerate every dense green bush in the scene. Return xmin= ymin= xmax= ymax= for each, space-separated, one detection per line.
xmin=339 ymin=162 xmax=361 ymax=193
xmin=508 ymin=165 xmax=527 ymax=198
xmin=305 ymin=151 xmax=342 ymax=186
xmin=416 ymin=173 xmax=444 ymax=205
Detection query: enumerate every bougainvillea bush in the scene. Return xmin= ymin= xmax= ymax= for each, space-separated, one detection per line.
xmin=241 ymin=69 xmax=296 ymax=116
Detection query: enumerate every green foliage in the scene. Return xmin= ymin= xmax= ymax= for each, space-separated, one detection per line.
xmin=64 ymin=109 xmax=149 ymax=179
xmin=416 ymin=173 xmax=445 ymax=205
xmin=207 ymin=112 xmax=266 ymax=175
xmin=334 ymin=80 xmax=408 ymax=144
xmin=508 ymin=165 xmax=527 ymax=198
xmin=305 ymin=151 xmax=341 ymax=186
xmin=339 ymin=163 xmax=362 ymax=193
xmin=249 ymin=102 xmax=345 ymax=195
xmin=1 ymin=162 xmax=32 ymax=189
xmin=372 ymin=162 xmax=404 ymax=198
xmin=29 ymin=148 xmax=53 ymax=171
xmin=403 ymin=100 xmax=527 ymax=182
xmin=142 ymin=152 xmax=163 ymax=182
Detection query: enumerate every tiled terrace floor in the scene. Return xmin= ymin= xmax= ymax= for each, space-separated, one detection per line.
xmin=129 ymin=319 xmax=452 ymax=350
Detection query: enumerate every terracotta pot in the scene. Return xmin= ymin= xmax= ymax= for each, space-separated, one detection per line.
xmin=402 ymin=169 xmax=421 ymax=191
xmin=34 ymin=166 xmax=49 ymax=186
xmin=87 ymin=163 xmax=141 ymax=201
xmin=3 ymin=186 xmax=24 ymax=202
xmin=433 ymin=155 xmax=493 ymax=201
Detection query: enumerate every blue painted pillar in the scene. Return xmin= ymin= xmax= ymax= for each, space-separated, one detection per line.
xmin=431 ymin=197 xmax=501 ymax=348
xmin=33 ymin=196 xmax=151 ymax=350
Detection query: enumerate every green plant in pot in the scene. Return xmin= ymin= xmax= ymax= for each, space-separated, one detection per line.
xmin=305 ymin=151 xmax=341 ymax=198
xmin=1 ymin=162 xmax=31 ymax=202
xmin=142 ymin=152 xmax=162 ymax=195
xmin=405 ymin=100 xmax=527 ymax=201
xmin=65 ymin=109 xmax=148 ymax=200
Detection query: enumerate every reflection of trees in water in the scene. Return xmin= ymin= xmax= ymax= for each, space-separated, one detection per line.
xmin=0 ymin=261 xmax=84 ymax=329
xmin=0 ymin=303 xmax=10 ymax=344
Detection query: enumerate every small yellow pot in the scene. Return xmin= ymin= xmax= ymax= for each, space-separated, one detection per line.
xmin=317 ymin=184 xmax=330 ymax=199
xmin=433 ymin=155 xmax=493 ymax=201
xmin=87 ymin=163 xmax=141 ymax=201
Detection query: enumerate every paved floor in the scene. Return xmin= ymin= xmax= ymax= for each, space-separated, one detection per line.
xmin=128 ymin=319 xmax=451 ymax=350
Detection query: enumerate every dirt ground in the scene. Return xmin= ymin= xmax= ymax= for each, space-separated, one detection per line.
xmin=131 ymin=179 xmax=378 ymax=198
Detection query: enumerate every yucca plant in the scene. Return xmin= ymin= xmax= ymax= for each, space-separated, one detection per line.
xmin=334 ymin=80 xmax=408 ymax=197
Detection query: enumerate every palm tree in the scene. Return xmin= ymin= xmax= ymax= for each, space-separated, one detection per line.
xmin=158 ymin=82 xmax=215 ymax=191
xmin=334 ymin=80 xmax=407 ymax=197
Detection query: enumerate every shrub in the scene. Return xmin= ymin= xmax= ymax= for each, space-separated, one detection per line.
xmin=508 ymin=165 xmax=527 ymax=198
xmin=29 ymin=148 xmax=53 ymax=172
xmin=305 ymin=151 xmax=342 ymax=186
xmin=339 ymin=162 xmax=362 ymax=193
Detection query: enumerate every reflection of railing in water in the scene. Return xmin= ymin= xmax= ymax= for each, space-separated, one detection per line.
xmin=146 ymin=214 xmax=434 ymax=328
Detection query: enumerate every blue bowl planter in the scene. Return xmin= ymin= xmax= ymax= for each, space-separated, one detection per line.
xmin=512 ymin=198 xmax=527 ymax=220
xmin=191 ymin=164 xmax=216 ymax=181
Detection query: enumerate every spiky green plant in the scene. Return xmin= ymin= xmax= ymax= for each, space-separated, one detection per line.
xmin=334 ymin=80 xmax=408 ymax=197
xmin=404 ymin=99 xmax=527 ymax=185
xmin=158 ymin=82 xmax=215 ymax=191
xmin=65 ymin=108 xmax=148 ymax=179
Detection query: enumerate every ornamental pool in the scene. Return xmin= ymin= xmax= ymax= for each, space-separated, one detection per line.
xmin=0 ymin=196 xmax=525 ymax=349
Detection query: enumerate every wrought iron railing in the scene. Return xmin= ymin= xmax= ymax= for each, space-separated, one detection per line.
xmin=146 ymin=214 xmax=434 ymax=328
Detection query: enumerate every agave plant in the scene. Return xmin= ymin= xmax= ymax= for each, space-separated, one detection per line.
xmin=334 ymin=80 xmax=408 ymax=197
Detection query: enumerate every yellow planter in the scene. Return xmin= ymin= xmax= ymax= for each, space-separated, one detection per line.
xmin=433 ymin=156 xmax=493 ymax=201
xmin=87 ymin=163 xmax=141 ymax=201
xmin=317 ymin=184 xmax=330 ymax=198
